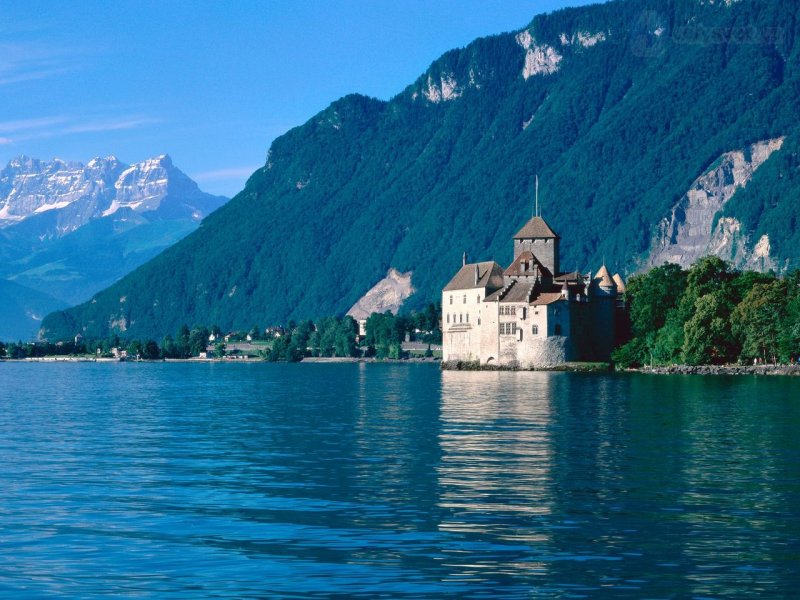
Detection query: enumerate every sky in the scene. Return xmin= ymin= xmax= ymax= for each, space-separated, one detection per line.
xmin=1 ymin=0 xmax=595 ymax=196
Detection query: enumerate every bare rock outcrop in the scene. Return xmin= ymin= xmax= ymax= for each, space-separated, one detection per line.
xmin=516 ymin=31 xmax=562 ymax=79
xmin=645 ymin=137 xmax=784 ymax=271
xmin=347 ymin=268 xmax=415 ymax=321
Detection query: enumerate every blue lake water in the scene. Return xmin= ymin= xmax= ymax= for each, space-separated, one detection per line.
xmin=0 ymin=362 xmax=798 ymax=598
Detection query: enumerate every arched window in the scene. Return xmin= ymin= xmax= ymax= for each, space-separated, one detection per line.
xmin=466 ymin=313 xmax=469 ymax=323
xmin=463 ymin=295 xmax=467 ymax=304
xmin=459 ymin=314 xmax=463 ymax=323
xmin=447 ymin=314 xmax=450 ymax=323
xmin=477 ymin=295 xmax=480 ymax=303
xmin=449 ymin=295 xmax=453 ymax=305
xmin=532 ymin=325 xmax=538 ymax=335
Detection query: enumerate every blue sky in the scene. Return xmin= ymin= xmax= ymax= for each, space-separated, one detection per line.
xmin=1 ymin=0 xmax=594 ymax=196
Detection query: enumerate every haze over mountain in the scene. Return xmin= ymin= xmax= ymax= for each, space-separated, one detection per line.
xmin=0 ymin=155 xmax=226 ymax=340
xmin=42 ymin=0 xmax=800 ymax=342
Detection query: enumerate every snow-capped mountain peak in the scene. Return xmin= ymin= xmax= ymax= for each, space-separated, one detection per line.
xmin=0 ymin=154 xmax=227 ymax=236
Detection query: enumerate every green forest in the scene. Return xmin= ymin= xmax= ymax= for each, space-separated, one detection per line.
xmin=41 ymin=0 xmax=800 ymax=342
xmin=614 ymin=257 xmax=800 ymax=367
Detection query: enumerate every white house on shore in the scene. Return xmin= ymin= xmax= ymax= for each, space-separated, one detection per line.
xmin=442 ymin=213 xmax=624 ymax=368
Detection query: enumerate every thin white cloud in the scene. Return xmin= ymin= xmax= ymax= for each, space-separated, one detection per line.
xmin=193 ymin=166 xmax=260 ymax=182
xmin=0 ymin=137 xmax=13 ymax=145
xmin=0 ymin=67 xmax=71 ymax=86
xmin=0 ymin=42 xmax=73 ymax=86
xmin=60 ymin=117 xmax=161 ymax=134
xmin=0 ymin=114 xmax=160 ymax=142
xmin=0 ymin=116 xmax=70 ymax=133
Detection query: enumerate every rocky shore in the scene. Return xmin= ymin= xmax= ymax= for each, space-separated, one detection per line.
xmin=441 ymin=361 xmax=612 ymax=373
xmin=302 ymin=356 xmax=440 ymax=364
xmin=637 ymin=364 xmax=800 ymax=376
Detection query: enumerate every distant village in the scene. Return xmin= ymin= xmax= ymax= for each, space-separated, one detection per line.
xmin=0 ymin=308 xmax=442 ymax=362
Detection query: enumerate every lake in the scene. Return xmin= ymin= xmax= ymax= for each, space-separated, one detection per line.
xmin=1 ymin=362 xmax=798 ymax=598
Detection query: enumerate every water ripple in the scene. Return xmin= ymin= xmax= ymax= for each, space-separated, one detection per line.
xmin=0 ymin=363 xmax=798 ymax=597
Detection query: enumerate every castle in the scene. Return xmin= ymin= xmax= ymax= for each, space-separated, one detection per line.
xmin=442 ymin=212 xmax=625 ymax=367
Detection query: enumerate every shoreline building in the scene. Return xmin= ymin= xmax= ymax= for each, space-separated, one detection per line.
xmin=442 ymin=212 xmax=624 ymax=367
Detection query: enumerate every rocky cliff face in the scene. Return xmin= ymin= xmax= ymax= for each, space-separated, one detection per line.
xmin=347 ymin=269 xmax=415 ymax=321
xmin=0 ymin=154 xmax=226 ymax=238
xmin=645 ymin=138 xmax=784 ymax=272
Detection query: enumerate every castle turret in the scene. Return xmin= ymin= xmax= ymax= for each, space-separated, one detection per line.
xmin=592 ymin=265 xmax=617 ymax=296
xmin=589 ymin=264 xmax=617 ymax=361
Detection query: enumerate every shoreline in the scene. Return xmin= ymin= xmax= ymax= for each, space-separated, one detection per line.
xmin=1 ymin=356 xmax=442 ymax=365
xmin=5 ymin=357 xmax=799 ymax=375
xmin=440 ymin=360 xmax=612 ymax=373
xmin=633 ymin=364 xmax=800 ymax=376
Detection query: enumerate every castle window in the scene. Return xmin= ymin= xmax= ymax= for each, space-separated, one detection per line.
xmin=499 ymin=322 xmax=517 ymax=335
xmin=447 ymin=314 xmax=450 ymax=323
xmin=477 ymin=295 xmax=480 ymax=303
xmin=532 ymin=325 xmax=538 ymax=335
xmin=478 ymin=317 xmax=481 ymax=325
xmin=554 ymin=324 xmax=562 ymax=336
xmin=449 ymin=295 xmax=453 ymax=305
xmin=459 ymin=314 xmax=463 ymax=323
xmin=463 ymin=295 xmax=466 ymax=304
xmin=466 ymin=313 xmax=469 ymax=323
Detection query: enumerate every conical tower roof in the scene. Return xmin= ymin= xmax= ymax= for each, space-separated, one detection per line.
xmin=593 ymin=264 xmax=616 ymax=289
xmin=612 ymin=273 xmax=626 ymax=293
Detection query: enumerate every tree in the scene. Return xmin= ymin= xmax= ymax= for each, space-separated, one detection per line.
xmin=127 ymin=340 xmax=144 ymax=360
xmin=0 ymin=341 xmax=5 ymax=358
xmin=682 ymin=292 xmax=736 ymax=365
xmin=214 ymin=342 xmax=226 ymax=359
xmin=334 ymin=317 xmax=358 ymax=357
xmin=779 ymin=272 xmax=800 ymax=362
xmin=287 ymin=320 xmax=313 ymax=361
xmin=269 ymin=334 xmax=289 ymax=361
xmin=161 ymin=335 xmax=177 ymax=358
xmin=733 ymin=280 xmax=787 ymax=364
xmin=142 ymin=340 xmax=161 ymax=360
xmin=177 ymin=325 xmax=191 ymax=358
xmin=615 ymin=263 xmax=687 ymax=365
xmin=188 ymin=326 xmax=210 ymax=356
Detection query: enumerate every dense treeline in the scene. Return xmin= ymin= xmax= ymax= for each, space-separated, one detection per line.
xmin=41 ymin=0 xmax=800 ymax=342
xmin=614 ymin=257 xmax=800 ymax=367
xmin=266 ymin=304 xmax=440 ymax=361
xmin=2 ymin=304 xmax=441 ymax=362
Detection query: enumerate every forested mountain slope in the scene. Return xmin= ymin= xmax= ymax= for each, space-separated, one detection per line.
xmin=42 ymin=0 xmax=800 ymax=341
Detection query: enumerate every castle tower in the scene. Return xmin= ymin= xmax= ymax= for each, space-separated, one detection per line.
xmin=589 ymin=264 xmax=617 ymax=361
xmin=512 ymin=216 xmax=560 ymax=276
